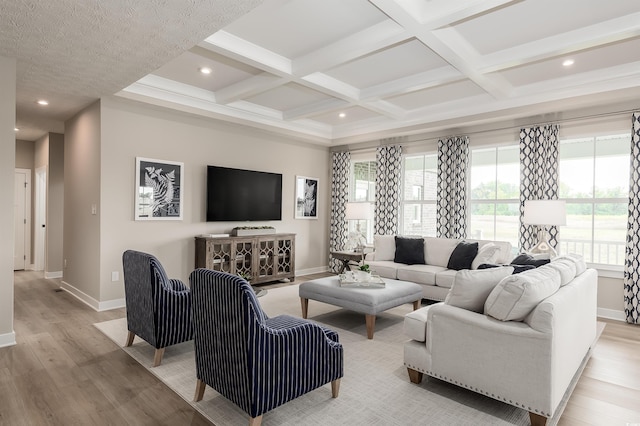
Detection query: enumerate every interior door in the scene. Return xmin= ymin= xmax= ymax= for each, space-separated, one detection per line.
xmin=14 ymin=171 xmax=27 ymax=270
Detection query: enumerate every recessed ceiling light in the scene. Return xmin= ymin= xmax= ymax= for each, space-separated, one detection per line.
xmin=37 ymin=99 xmax=49 ymax=106
xmin=14 ymin=127 xmax=19 ymax=132
xmin=562 ymin=59 xmax=575 ymax=67
xmin=199 ymin=67 xmax=212 ymax=75
xmin=338 ymin=112 xmax=346 ymax=118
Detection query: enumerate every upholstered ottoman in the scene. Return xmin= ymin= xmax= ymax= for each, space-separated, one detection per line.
xmin=299 ymin=276 xmax=423 ymax=339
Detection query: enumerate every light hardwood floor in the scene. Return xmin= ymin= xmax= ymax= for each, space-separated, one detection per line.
xmin=1 ymin=271 xmax=639 ymax=425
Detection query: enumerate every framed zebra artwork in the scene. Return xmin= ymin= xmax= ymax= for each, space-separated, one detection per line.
xmin=295 ymin=175 xmax=319 ymax=219
xmin=135 ymin=157 xmax=184 ymax=220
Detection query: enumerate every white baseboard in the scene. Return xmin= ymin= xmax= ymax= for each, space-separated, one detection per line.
xmin=597 ymin=307 xmax=626 ymax=322
xmin=45 ymin=270 xmax=62 ymax=279
xmin=296 ymin=266 xmax=330 ymax=277
xmin=0 ymin=331 xmax=16 ymax=348
xmin=60 ymin=281 xmax=126 ymax=312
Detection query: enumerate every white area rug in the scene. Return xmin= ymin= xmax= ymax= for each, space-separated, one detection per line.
xmin=95 ymin=284 xmax=599 ymax=426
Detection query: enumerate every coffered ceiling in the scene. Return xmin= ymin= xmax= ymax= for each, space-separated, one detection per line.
xmin=6 ymin=0 xmax=640 ymax=144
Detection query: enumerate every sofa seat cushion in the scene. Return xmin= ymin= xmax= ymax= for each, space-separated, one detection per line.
xmin=484 ymin=266 xmax=561 ymax=321
xmin=396 ymin=264 xmax=446 ymax=285
xmin=434 ymin=269 xmax=457 ymax=288
xmin=424 ymin=237 xmax=460 ymax=268
xmin=403 ymin=305 xmax=433 ymax=342
xmin=445 ymin=267 xmax=515 ymax=313
xmin=366 ymin=260 xmax=399 ymax=279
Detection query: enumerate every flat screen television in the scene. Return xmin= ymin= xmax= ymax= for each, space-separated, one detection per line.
xmin=206 ymin=166 xmax=282 ymax=221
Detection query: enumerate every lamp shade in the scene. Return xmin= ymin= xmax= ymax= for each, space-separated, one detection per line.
xmin=523 ymin=200 xmax=567 ymax=226
xmin=345 ymin=202 xmax=373 ymax=220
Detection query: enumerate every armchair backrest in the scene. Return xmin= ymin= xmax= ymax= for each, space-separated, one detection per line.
xmin=122 ymin=249 xmax=168 ymax=346
xmin=189 ymin=268 xmax=267 ymax=412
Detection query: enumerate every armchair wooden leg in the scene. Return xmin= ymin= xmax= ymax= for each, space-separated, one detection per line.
xmin=407 ymin=367 xmax=423 ymax=384
xmin=153 ymin=348 xmax=165 ymax=367
xmin=529 ymin=412 xmax=547 ymax=426
xmin=125 ymin=331 xmax=135 ymax=347
xmin=331 ymin=379 xmax=341 ymax=398
xmin=194 ymin=379 xmax=206 ymax=402
xmin=365 ymin=314 xmax=376 ymax=339
xmin=300 ymin=297 xmax=309 ymax=319
xmin=249 ymin=415 xmax=263 ymax=426
xmin=412 ymin=300 xmax=420 ymax=310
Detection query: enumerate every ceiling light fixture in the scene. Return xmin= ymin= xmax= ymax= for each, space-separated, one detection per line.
xmin=14 ymin=127 xmax=19 ymax=132
xmin=199 ymin=67 xmax=212 ymax=75
xmin=37 ymin=99 xmax=49 ymax=106
xmin=338 ymin=112 xmax=346 ymax=118
xmin=562 ymin=59 xmax=574 ymax=67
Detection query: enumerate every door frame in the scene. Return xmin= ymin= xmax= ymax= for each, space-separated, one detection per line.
xmin=35 ymin=166 xmax=47 ymax=272
xmin=14 ymin=169 xmax=31 ymax=270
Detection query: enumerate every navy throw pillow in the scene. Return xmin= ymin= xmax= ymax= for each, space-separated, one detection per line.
xmin=447 ymin=241 xmax=479 ymax=270
xmin=394 ymin=237 xmax=425 ymax=265
xmin=511 ymin=253 xmax=550 ymax=267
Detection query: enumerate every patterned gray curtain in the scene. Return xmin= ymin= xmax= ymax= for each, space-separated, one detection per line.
xmin=519 ymin=125 xmax=560 ymax=252
xmin=375 ymin=145 xmax=402 ymax=235
xmin=437 ymin=136 xmax=469 ymax=238
xmin=329 ymin=151 xmax=350 ymax=272
xmin=624 ymin=112 xmax=640 ymax=324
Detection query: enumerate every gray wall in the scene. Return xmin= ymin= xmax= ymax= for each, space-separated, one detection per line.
xmin=62 ymin=98 xmax=330 ymax=307
xmin=0 ymin=56 xmax=16 ymax=347
xmin=34 ymin=133 xmax=65 ymax=275
xmin=63 ymin=102 xmax=102 ymax=302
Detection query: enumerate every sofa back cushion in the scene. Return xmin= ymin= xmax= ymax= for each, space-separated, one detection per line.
xmin=545 ymin=258 xmax=576 ymax=286
xmin=424 ymin=237 xmax=460 ymax=267
xmin=445 ymin=267 xmax=514 ymax=313
xmin=467 ymin=239 xmax=513 ymax=264
xmin=373 ymin=235 xmax=396 ymax=261
xmin=484 ymin=266 xmax=561 ymax=321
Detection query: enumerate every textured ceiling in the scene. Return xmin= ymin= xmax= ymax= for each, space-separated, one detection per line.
xmin=4 ymin=0 xmax=640 ymax=144
xmin=2 ymin=0 xmax=263 ymax=141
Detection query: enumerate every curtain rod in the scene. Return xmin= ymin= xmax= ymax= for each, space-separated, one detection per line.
xmin=342 ymin=108 xmax=637 ymax=153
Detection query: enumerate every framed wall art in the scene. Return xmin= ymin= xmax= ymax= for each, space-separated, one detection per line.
xmin=295 ymin=176 xmax=318 ymax=219
xmin=135 ymin=157 xmax=184 ymax=220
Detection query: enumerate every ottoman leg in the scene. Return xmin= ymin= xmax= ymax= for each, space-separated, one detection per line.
xmin=300 ymin=298 xmax=309 ymax=319
xmin=365 ymin=314 xmax=376 ymax=339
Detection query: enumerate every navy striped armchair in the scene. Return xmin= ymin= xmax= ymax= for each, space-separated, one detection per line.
xmin=190 ymin=269 xmax=343 ymax=426
xmin=122 ymin=250 xmax=193 ymax=366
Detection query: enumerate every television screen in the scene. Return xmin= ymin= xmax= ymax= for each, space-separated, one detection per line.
xmin=206 ymin=166 xmax=282 ymax=221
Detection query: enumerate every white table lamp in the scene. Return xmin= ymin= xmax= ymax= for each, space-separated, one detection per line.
xmin=345 ymin=202 xmax=373 ymax=252
xmin=523 ymin=199 xmax=566 ymax=258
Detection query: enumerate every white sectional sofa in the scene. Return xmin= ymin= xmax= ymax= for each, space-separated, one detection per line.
xmin=364 ymin=235 xmax=514 ymax=301
xmin=403 ymin=256 xmax=597 ymax=425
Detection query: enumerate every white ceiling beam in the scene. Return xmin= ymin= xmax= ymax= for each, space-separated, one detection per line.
xmin=479 ymin=12 xmax=640 ymax=73
xmin=361 ymin=66 xmax=463 ymax=100
xmin=370 ymin=0 xmax=514 ymax=99
xmin=283 ymin=98 xmax=350 ymax=121
xmin=293 ymin=20 xmax=410 ymax=75
xmin=214 ymin=72 xmax=290 ymax=104
xmin=358 ymin=99 xmax=406 ymax=120
xmin=302 ymin=73 xmax=361 ymax=101
xmin=200 ymin=30 xmax=292 ymax=76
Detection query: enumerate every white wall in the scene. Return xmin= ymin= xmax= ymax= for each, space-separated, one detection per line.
xmin=0 ymin=56 xmax=16 ymax=347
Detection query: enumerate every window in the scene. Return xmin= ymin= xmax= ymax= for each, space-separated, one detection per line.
xmin=469 ymin=146 xmax=520 ymax=250
xmin=559 ymin=134 xmax=630 ymax=267
xmin=349 ymin=160 xmax=376 ymax=243
xmin=401 ymin=154 xmax=437 ymax=236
